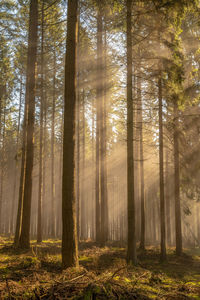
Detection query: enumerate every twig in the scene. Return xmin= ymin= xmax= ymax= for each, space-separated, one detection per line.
xmin=110 ymin=267 xmax=126 ymax=279
xmin=53 ymin=272 xmax=87 ymax=286
xmin=68 ymin=273 xmax=86 ymax=282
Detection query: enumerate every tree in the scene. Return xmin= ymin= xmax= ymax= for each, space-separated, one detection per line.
xmin=18 ymin=0 xmax=38 ymax=249
xmin=158 ymin=74 xmax=167 ymax=261
xmin=62 ymin=0 xmax=79 ymax=268
xmin=126 ymin=0 xmax=137 ymax=265
xmin=37 ymin=0 xmax=44 ymax=243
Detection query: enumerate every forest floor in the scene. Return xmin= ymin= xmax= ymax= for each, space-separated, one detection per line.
xmin=0 ymin=238 xmax=200 ymax=299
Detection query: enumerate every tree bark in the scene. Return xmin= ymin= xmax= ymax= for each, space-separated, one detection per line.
xmin=18 ymin=0 xmax=38 ymax=249
xmin=81 ymin=90 xmax=86 ymax=240
xmin=76 ymin=17 xmax=80 ymax=241
xmin=165 ymin=146 xmax=172 ymax=246
xmin=158 ymin=76 xmax=166 ymax=261
xmin=37 ymin=0 xmax=44 ymax=243
xmin=62 ymin=0 xmax=78 ymax=268
xmin=11 ymin=74 xmax=23 ymax=235
xmin=51 ymin=49 xmax=56 ymax=238
xmin=100 ymin=12 xmax=108 ymax=245
xmin=138 ymin=67 xmax=145 ymax=251
xmin=95 ymin=1 xmax=102 ymax=243
xmin=174 ymin=100 xmax=182 ymax=255
xmin=126 ymin=0 xmax=137 ymax=265
xmin=14 ymin=102 xmax=27 ymax=246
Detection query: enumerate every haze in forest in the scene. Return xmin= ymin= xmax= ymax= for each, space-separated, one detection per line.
xmin=1 ymin=0 xmax=200 ymax=274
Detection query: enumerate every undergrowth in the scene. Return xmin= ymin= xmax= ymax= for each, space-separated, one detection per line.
xmin=0 ymin=237 xmax=200 ymax=299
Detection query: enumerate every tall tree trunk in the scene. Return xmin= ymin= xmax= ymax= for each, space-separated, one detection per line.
xmin=165 ymin=146 xmax=172 ymax=246
xmin=100 ymin=15 xmax=108 ymax=244
xmin=76 ymin=17 xmax=80 ymax=241
xmin=135 ymin=70 xmax=140 ymax=242
xmin=0 ymin=108 xmax=6 ymax=234
xmin=158 ymin=76 xmax=166 ymax=261
xmin=138 ymin=67 xmax=145 ymax=251
xmin=81 ymin=90 xmax=86 ymax=240
xmin=62 ymin=0 xmax=78 ymax=268
xmin=14 ymin=102 xmax=27 ymax=246
xmin=43 ymin=63 xmax=47 ymax=238
xmin=174 ymin=100 xmax=182 ymax=255
xmin=11 ymin=74 xmax=23 ymax=235
xmin=37 ymin=1 xmax=44 ymax=243
xmin=51 ymin=49 xmax=56 ymax=238
xmin=95 ymin=1 xmax=102 ymax=243
xmin=126 ymin=0 xmax=137 ymax=264
xmin=18 ymin=0 xmax=38 ymax=249
xmin=91 ymin=96 xmax=95 ymax=240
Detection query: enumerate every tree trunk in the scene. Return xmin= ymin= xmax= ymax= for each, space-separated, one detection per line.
xmin=138 ymin=67 xmax=145 ymax=251
xmin=126 ymin=0 xmax=137 ymax=265
xmin=0 ymin=109 xmax=6 ymax=234
xmin=95 ymin=1 xmax=102 ymax=243
xmin=37 ymin=0 xmax=44 ymax=243
xmin=76 ymin=18 xmax=80 ymax=241
xmin=165 ymin=146 xmax=172 ymax=246
xmin=174 ymin=100 xmax=182 ymax=255
xmin=100 ymin=15 xmax=108 ymax=244
xmin=62 ymin=0 xmax=78 ymax=268
xmin=43 ymin=63 xmax=47 ymax=238
xmin=158 ymin=76 xmax=166 ymax=261
xmin=11 ymin=74 xmax=23 ymax=235
xmin=14 ymin=104 xmax=27 ymax=246
xmin=51 ymin=49 xmax=56 ymax=238
xmin=18 ymin=0 xmax=38 ymax=249
xmin=81 ymin=90 xmax=86 ymax=240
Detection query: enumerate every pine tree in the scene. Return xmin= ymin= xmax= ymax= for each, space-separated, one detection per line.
xmin=18 ymin=0 xmax=38 ymax=249
xmin=62 ymin=0 xmax=79 ymax=268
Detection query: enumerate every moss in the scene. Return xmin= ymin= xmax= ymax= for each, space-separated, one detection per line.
xmin=79 ymin=256 xmax=93 ymax=262
xmin=0 ymin=238 xmax=200 ymax=299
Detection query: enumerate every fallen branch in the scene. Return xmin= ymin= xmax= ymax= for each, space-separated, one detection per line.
xmin=110 ymin=267 xmax=127 ymax=279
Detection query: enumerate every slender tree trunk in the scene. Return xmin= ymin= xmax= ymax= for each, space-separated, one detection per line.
xmin=92 ymin=99 xmax=95 ymax=240
xmin=158 ymin=76 xmax=167 ymax=261
xmin=62 ymin=0 xmax=78 ymax=268
xmin=11 ymin=74 xmax=23 ymax=235
xmin=135 ymin=70 xmax=140 ymax=242
xmin=43 ymin=64 xmax=47 ymax=238
xmin=76 ymin=97 xmax=80 ymax=242
xmin=0 ymin=109 xmax=6 ymax=234
xmin=165 ymin=146 xmax=172 ymax=246
xmin=174 ymin=100 xmax=182 ymax=255
xmin=18 ymin=0 xmax=38 ymax=249
xmin=100 ymin=16 xmax=108 ymax=244
xmin=51 ymin=49 xmax=56 ymax=238
xmin=126 ymin=0 xmax=137 ymax=264
xmin=76 ymin=17 xmax=80 ymax=241
xmin=14 ymin=104 xmax=27 ymax=246
xmin=37 ymin=1 xmax=44 ymax=243
xmin=95 ymin=1 xmax=102 ymax=243
xmin=138 ymin=68 xmax=145 ymax=251
xmin=81 ymin=90 xmax=86 ymax=240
